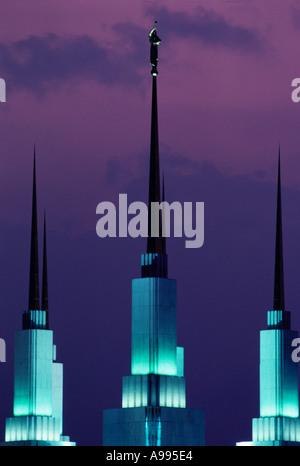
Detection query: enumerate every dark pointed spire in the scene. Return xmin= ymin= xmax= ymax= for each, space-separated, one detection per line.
xmin=141 ymin=26 xmax=167 ymax=279
xmin=147 ymin=26 xmax=163 ymax=254
xmin=273 ymin=146 xmax=285 ymax=311
xmin=42 ymin=211 xmax=49 ymax=329
xmin=28 ymin=148 xmax=40 ymax=311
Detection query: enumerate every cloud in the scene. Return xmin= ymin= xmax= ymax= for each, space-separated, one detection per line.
xmin=0 ymin=6 xmax=263 ymax=97
xmin=0 ymin=33 xmax=143 ymax=95
xmin=144 ymin=5 xmax=263 ymax=53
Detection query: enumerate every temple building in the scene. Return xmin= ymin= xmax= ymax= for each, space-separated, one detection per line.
xmin=1 ymin=153 xmax=75 ymax=446
xmin=102 ymin=26 xmax=205 ymax=446
xmin=237 ymin=152 xmax=300 ymax=446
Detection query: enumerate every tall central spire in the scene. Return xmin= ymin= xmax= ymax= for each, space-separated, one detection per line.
xmin=142 ymin=24 xmax=167 ymax=278
xmin=28 ymin=148 xmax=40 ymax=312
xmin=273 ymin=147 xmax=285 ymax=312
xmin=147 ymin=24 xmax=163 ymax=255
xmin=103 ymin=26 xmax=205 ymax=446
xmin=147 ymin=71 xmax=163 ymax=254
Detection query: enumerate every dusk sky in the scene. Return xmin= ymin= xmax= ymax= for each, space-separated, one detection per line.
xmin=1 ymin=0 xmax=300 ymax=446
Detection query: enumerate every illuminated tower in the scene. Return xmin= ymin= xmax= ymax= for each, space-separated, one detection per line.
xmin=237 ymin=151 xmax=300 ymax=446
xmin=102 ymin=26 xmax=205 ymax=446
xmin=1 ymin=153 xmax=75 ymax=446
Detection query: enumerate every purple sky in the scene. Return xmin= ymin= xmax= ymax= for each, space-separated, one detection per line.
xmin=1 ymin=0 xmax=300 ymax=446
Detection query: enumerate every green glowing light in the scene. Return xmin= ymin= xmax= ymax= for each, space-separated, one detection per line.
xmin=260 ymin=329 xmax=299 ymax=418
xmin=131 ymin=277 xmax=178 ymax=377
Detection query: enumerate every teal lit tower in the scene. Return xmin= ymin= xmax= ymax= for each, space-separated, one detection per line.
xmin=1 ymin=153 xmax=75 ymax=446
xmin=102 ymin=26 xmax=205 ymax=446
xmin=237 ymin=151 xmax=300 ymax=446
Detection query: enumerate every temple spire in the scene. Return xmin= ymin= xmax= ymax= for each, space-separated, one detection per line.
xmin=273 ymin=146 xmax=285 ymax=311
xmin=28 ymin=148 xmax=40 ymax=311
xmin=142 ymin=25 xmax=167 ymax=279
xmin=42 ymin=211 xmax=49 ymax=329
xmin=147 ymin=24 xmax=163 ymax=254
